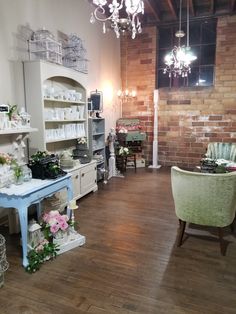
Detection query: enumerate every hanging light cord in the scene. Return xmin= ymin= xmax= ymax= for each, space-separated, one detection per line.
xmin=187 ymin=0 xmax=189 ymax=47
xmin=178 ymin=0 xmax=182 ymax=46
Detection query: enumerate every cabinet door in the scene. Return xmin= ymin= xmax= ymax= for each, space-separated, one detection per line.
xmin=71 ymin=170 xmax=81 ymax=200
xmin=80 ymin=164 xmax=97 ymax=196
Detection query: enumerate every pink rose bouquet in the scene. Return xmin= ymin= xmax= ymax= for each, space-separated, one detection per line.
xmin=41 ymin=210 xmax=72 ymax=239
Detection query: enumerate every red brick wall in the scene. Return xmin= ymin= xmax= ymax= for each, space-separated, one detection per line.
xmin=121 ymin=26 xmax=157 ymax=160
xmin=121 ymin=16 xmax=236 ymax=168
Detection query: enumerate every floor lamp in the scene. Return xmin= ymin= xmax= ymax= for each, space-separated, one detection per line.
xmin=149 ymin=89 xmax=161 ymax=169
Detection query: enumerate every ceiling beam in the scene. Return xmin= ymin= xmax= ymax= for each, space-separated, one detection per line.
xmin=166 ymin=0 xmax=178 ymax=20
xmin=145 ymin=0 xmax=161 ymax=22
xmin=209 ymin=0 xmax=215 ymax=14
xmin=230 ymin=0 xmax=236 ymax=12
xmin=189 ymin=0 xmax=195 ymax=16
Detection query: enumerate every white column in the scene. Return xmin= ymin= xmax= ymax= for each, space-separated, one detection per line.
xmin=149 ymin=89 xmax=161 ymax=169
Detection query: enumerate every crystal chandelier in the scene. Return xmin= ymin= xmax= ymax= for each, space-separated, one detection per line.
xmin=117 ymin=89 xmax=136 ymax=99
xmin=163 ymin=0 xmax=197 ymax=78
xmin=90 ymin=0 xmax=144 ymax=39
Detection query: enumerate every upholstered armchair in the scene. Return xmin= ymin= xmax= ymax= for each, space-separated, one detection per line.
xmin=171 ymin=166 xmax=236 ymax=255
xmin=206 ymin=142 xmax=236 ymax=162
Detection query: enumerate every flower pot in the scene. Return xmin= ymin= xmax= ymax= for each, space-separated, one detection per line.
xmin=14 ymin=174 xmax=24 ymax=185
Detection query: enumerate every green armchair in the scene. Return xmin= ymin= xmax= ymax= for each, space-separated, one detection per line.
xmin=171 ymin=166 xmax=236 ymax=255
xmin=206 ymin=142 xmax=236 ymax=162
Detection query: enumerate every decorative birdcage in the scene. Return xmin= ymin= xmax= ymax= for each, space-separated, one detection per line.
xmin=28 ymin=28 xmax=62 ymax=65
xmin=0 ymin=234 xmax=9 ymax=288
xmin=62 ymin=34 xmax=88 ymax=74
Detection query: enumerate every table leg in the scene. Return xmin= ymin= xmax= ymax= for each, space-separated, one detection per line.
xmin=66 ymin=179 xmax=73 ymax=218
xmin=17 ymin=204 xmax=29 ymax=267
xmin=36 ymin=202 xmax=42 ymax=220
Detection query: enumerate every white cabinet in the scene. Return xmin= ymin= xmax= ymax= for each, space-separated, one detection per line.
xmin=23 ymin=60 xmax=88 ymax=155
xmin=66 ymin=160 xmax=97 ymax=201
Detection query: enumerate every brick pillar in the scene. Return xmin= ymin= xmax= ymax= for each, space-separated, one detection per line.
xmin=120 ymin=26 xmax=157 ymax=163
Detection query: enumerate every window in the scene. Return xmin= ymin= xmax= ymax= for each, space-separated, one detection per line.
xmin=157 ymin=19 xmax=217 ymax=88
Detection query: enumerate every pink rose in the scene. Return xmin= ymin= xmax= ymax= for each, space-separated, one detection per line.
xmin=59 ymin=221 xmax=68 ymax=231
xmin=48 ymin=218 xmax=58 ymax=226
xmin=57 ymin=215 xmax=66 ymax=225
xmin=62 ymin=214 xmax=69 ymax=222
xmin=42 ymin=213 xmax=49 ymax=223
xmin=49 ymin=210 xmax=60 ymax=218
xmin=50 ymin=224 xmax=59 ymax=234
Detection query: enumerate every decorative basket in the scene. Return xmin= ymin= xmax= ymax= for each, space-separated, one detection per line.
xmin=28 ymin=154 xmax=67 ymax=179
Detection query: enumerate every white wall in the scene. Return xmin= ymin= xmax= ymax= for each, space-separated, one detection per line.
xmin=0 ymin=0 xmax=121 ymax=136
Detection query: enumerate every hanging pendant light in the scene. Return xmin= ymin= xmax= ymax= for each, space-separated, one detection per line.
xmin=90 ymin=0 xmax=144 ymax=39
xmin=163 ymin=0 xmax=197 ymax=78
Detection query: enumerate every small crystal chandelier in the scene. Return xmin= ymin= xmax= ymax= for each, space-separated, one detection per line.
xmin=163 ymin=0 xmax=197 ymax=78
xmin=117 ymin=89 xmax=136 ymax=100
xmin=90 ymin=0 xmax=144 ymax=39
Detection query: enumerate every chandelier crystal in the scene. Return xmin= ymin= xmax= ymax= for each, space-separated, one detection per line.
xmin=163 ymin=0 xmax=197 ymax=78
xmin=90 ymin=0 xmax=144 ymax=39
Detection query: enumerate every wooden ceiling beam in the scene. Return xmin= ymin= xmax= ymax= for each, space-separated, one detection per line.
xmin=145 ymin=0 xmax=161 ymax=22
xmin=209 ymin=0 xmax=215 ymax=14
xmin=189 ymin=0 xmax=195 ymax=16
xmin=166 ymin=0 xmax=178 ymax=20
xmin=230 ymin=0 xmax=236 ymax=12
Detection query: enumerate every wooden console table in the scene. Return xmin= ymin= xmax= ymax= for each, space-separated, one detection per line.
xmin=0 ymin=174 xmax=73 ymax=267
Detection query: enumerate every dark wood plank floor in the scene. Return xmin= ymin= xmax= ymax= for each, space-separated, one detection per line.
xmin=1 ymin=167 xmax=236 ymax=314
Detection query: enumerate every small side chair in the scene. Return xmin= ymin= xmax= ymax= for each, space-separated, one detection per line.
xmin=171 ymin=166 xmax=236 ymax=255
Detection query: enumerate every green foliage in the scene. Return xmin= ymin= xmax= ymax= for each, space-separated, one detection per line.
xmin=30 ymin=151 xmax=48 ymax=164
xmin=6 ymin=104 xmax=18 ymax=121
xmin=0 ymin=155 xmax=7 ymax=165
xmin=25 ymin=241 xmax=59 ymax=274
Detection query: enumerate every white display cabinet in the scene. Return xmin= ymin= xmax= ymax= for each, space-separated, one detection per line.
xmin=88 ymin=117 xmax=106 ymax=181
xmin=23 ymin=60 xmax=88 ymax=155
xmin=24 ymin=60 xmax=97 ymax=199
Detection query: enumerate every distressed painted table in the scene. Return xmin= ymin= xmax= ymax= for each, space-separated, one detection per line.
xmin=0 ymin=174 xmax=73 ymax=267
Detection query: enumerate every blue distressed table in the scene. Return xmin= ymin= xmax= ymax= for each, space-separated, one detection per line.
xmin=0 ymin=174 xmax=73 ymax=267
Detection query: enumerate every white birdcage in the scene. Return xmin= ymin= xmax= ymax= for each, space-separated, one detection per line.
xmin=28 ymin=28 xmax=62 ymax=65
xmin=62 ymin=34 xmax=88 ymax=73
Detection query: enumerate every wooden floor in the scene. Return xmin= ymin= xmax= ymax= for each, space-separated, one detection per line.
xmin=1 ymin=167 xmax=236 ymax=314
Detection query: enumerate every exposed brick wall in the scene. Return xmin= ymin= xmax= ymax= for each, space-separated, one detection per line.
xmin=121 ymin=27 xmax=157 ymax=160
xmin=121 ymin=16 xmax=236 ymax=168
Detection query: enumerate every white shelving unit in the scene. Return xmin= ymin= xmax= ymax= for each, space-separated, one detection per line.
xmin=23 ymin=60 xmax=88 ymax=155
xmin=88 ymin=118 xmax=106 ymax=181
xmin=23 ymin=60 xmax=97 ymax=198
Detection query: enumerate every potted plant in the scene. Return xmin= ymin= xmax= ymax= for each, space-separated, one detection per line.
xmin=77 ymin=137 xmax=87 ymax=150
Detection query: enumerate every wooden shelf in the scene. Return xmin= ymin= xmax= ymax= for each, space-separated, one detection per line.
xmin=45 ymin=119 xmax=86 ymax=123
xmin=44 ymin=98 xmax=85 ymax=104
xmin=0 ymin=128 xmax=38 ymax=135
xmin=46 ymin=137 xmax=81 ymax=143
xmin=93 ymin=132 xmax=105 ymax=136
